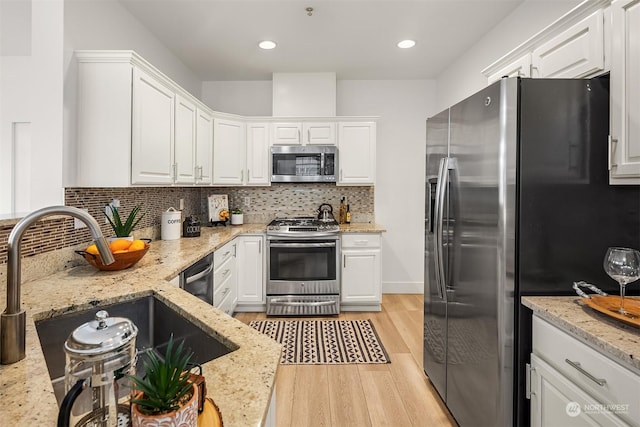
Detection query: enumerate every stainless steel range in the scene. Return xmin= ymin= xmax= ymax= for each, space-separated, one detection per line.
xmin=266 ymin=217 xmax=340 ymax=316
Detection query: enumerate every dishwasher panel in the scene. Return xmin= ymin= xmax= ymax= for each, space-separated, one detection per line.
xmin=180 ymin=253 xmax=214 ymax=305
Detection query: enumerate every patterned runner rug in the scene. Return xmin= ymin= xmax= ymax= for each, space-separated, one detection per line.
xmin=249 ymin=319 xmax=391 ymax=365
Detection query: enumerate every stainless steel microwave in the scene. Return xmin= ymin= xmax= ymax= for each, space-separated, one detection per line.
xmin=271 ymin=145 xmax=337 ymax=183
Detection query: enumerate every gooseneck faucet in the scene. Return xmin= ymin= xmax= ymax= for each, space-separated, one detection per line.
xmin=1 ymin=206 xmax=115 ymax=364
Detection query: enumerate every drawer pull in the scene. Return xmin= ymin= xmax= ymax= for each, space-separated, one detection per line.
xmin=222 ymin=269 xmax=231 ymax=276
xmin=565 ymin=359 xmax=607 ymax=387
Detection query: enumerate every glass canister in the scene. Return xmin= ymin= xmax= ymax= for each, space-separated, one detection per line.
xmin=58 ymin=310 xmax=138 ymax=427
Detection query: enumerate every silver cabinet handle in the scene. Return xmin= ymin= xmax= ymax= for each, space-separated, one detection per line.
xmin=307 ymin=129 xmax=311 ymax=143
xmin=297 ymin=128 xmax=301 ymax=143
xmin=172 ymin=163 xmax=177 ymax=180
xmin=565 ymin=359 xmax=607 ymax=387
xmin=241 ymin=169 xmax=244 ymax=182
xmin=222 ymin=268 xmax=231 ymax=276
xmin=259 ymin=239 xmax=262 ymax=253
xmin=608 ymin=135 xmax=618 ymax=170
xmin=343 ymin=254 xmax=346 ymax=268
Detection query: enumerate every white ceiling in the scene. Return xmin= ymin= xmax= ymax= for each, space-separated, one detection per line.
xmin=118 ymin=0 xmax=525 ymax=81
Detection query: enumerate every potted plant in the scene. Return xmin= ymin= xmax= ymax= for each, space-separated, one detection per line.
xmin=104 ymin=205 xmax=145 ymax=239
xmin=230 ymin=208 xmax=243 ymax=225
xmin=128 ymin=336 xmax=199 ymax=427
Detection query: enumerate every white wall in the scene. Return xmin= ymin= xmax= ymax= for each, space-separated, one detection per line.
xmin=338 ymin=80 xmax=436 ymax=293
xmin=0 ymin=0 xmax=65 ymax=216
xmin=435 ymin=0 xmax=582 ymax=111
xmin=203 ymin=79 xmax=436 ymax=293
xmin=201 ymin=81 xmax=272 ymax=116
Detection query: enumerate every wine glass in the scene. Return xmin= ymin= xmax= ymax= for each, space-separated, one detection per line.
xmin=603 ymin=247 xmax=640 ymax=317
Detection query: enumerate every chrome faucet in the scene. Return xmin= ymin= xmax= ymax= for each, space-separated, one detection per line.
xmin=1 ymin=206 xmax=115 ymax=364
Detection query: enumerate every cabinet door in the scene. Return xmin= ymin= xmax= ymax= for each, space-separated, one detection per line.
xmin=610 ymin=0 xmax=640 ymax=184
xmin=213 ymin=118 xmax=245 ymax=185
xmin=532 ymin=10 xmax=604 ymax=78
xmin=131 ymin=68 xmax=175 ymax=184
xmin=530 ymin=354 xmax=629 ymax=427
xmin=341 ymin=249 xmax=381 ymax=304
xmin=195 ymin=108 xmax=213 ymax=184
xmin=271 ymin=122 xmax=302 ymax=145
xmin=237 ymin=235 xmax=265 ymax=304
xmin=246 ymin=123 xmax=270 ymax=185
xmin=174 ymin=95 xmax=196 ymax=184
xmin=338 ymin=122 xmax=376 ymax=185
xmin=304 ymin=122 xmax=337 ymax=145
xmin=488 ymin=53 xmax=532 ymax=84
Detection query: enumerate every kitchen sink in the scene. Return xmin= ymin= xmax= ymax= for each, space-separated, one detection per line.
xmin=35 ymin=295 xmax=235 ymax=404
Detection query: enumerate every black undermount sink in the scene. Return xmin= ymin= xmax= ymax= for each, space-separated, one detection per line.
xmin=35 ymin=295 xmax=234 ymax=404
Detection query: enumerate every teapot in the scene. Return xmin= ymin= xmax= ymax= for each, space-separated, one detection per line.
xmin=57 ymin=310 xmax=138 ymax=427
xmin=317 ymin=203 xmax=335 ymax=221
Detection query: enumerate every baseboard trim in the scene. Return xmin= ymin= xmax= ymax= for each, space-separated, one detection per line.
xmin=382 ymin=281 xmax=423 ymax=294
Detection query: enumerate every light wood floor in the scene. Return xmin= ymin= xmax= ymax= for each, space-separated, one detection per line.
xmin=234 ymin=294 xmax=458 ymax=427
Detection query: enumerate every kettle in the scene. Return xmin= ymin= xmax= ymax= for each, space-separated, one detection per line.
xmin=317 ymin=203 xmax=334 ymax=221
xmin=57 ymin=310 xmax=138 ymax=427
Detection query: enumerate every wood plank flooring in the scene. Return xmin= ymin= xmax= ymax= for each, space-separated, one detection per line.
xmin=234 ymin=294 xmax=458 ymax=427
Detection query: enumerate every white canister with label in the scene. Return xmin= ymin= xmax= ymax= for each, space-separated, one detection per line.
xmin=161 ymin=207 xmax=182 ymax=240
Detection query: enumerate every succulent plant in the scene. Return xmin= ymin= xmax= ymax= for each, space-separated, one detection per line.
xmin=128 ymin=336 xmax=195 ymax=415
xmin=104 ymin=205 xmax=145 ymax=237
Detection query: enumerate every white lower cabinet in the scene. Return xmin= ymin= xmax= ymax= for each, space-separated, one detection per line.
xmin=235 ymin=235 xmax=266 ymax=312
xmin=213 ymin=239 xmax=237 ymax=316
xmin=340 ymin=233 xmax=382 ymax=311
xmin=529 ymin=316 xmax=640 ymax=427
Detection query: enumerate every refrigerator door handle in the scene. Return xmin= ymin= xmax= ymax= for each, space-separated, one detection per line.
xmin=433 ymin=158 xmax=448 ymax=300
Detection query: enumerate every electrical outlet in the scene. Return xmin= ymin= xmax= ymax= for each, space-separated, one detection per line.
xmin=74 ymin=208 xmax=90 ymax=229
xmin=179 ymin=198 xmax=185 ymax=210
xmin=244 ymin=196 xmax=251 ymax=207
xmin=105 ymin=205 xmax=113 ymax=224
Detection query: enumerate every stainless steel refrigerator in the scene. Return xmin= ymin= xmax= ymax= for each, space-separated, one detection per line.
xmin=424 ymin=76 xmax=640 ymax=427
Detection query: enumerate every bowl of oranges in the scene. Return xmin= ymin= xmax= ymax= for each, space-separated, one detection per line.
xmin=77 ymin=238 xmax=151 ymax=271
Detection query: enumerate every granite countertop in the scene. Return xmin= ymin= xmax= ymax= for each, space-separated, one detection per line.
xmin=0 ymin=224 xmax=280 ymax=426
xmin=339 ymin=223 xmax=386 ymax=233
xmin=522 ymin=296 xmax=640 ymax=373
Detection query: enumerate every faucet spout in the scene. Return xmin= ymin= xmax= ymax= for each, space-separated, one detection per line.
xmin=1 ymin=206 xmax=115 ymax=364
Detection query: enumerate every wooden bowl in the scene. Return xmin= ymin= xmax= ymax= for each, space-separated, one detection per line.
xmin=76 ymin=242 xmax=150 ymax=271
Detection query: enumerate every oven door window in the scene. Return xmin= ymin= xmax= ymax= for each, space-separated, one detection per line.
xmin=269 ymin=241 xmax=336 ymax=281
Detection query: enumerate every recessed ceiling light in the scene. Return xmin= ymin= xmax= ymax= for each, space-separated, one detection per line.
xmin=397 ymin=40 xmax=416 ymax=49
xmin=258 ymin=40 xmax=277 ymax=50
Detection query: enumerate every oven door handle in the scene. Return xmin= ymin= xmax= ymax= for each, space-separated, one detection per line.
xmin=268 ymin=242 xmax=336 ymax=248
xmin=269 ymin=299 xmax=337 ymax=307
xmin=184 ymin=263 xmax=215 ymax=285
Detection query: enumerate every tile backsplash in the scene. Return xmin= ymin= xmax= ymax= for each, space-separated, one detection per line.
xmin=0 ymin=184 xmax=373 ymax=266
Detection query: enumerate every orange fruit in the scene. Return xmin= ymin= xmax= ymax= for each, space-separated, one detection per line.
xmin=109 ymin=239 xmax=132 ymax=253
xmin=113 ymin=250 xmax=128 ymax=254
xmin=85 ymin=244 xmax=99 ymax=255
xmin=128 ymin=239 xmax=146 ymax=252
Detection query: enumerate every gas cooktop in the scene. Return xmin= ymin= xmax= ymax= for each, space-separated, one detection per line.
xmin=267 ymin=216 xmax=340 ymax=234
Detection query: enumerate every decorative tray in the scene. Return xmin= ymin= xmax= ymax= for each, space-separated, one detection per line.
xmin=582 ymin=295 xmax=640 ymax=328
xmin=573 ymin=281 xmax=640 ymax=328
xmin=199 ymin=397 xmax=223 ymax=427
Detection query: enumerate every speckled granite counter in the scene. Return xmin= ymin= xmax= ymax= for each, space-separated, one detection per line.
xmin=522 ymin=296 xmax=640 ymax=373
xmin=0 ymin=224 xmax=280 ymax=426
xmin=339 ymin=223 xmax=386 ymax=233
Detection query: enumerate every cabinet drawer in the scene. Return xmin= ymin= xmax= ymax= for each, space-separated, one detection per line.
xmin=533 ymin=316 xmax=640 ymax=422
xmin=214 ymin=255 xmax=235 ymax=292
xmin=214 ymin=240 xmax=236 ymax=269
xmin=341 ymin=233 xmax=381 ymax=248
xmin=215 ymin=281 xmax=234 ymax=316
xmin=214 ymin=268 xmax=234 ymax=307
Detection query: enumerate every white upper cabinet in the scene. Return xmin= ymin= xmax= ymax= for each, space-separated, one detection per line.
xmin=487 ymin=53 xmax=532 ymax=84
xmin=131 ymin=67 xmax=175 ymax=185
xmin=304 ymin=122 xmax=337 ymax=145
xmin=609 ymin=0 xmax=640 ymax=184
xmin=246 ymin=122 xmax=270 ymax=185
xmin=174 ymin=95 xmax=197 ymax=184
xmin=338 ymin=122 xmax=376 ymax=185
xmin=213 ymin=118 xmax=246 ymax=185
xmin=271 ymin=122 xmax=337 ymax=145
xmin=483 ymin=3 xmax=610 ymax=84
xmin=195 ymin=108 xmax=213 ymax=184
xmin=532 ymin=10 xmax=605 ymax=78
